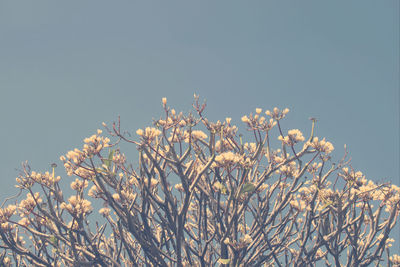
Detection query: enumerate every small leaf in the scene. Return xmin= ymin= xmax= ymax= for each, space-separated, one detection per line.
xmin=240 ymin=183 xmax=255 ymax=195
xmin=218 ymin=258 xmax=231 ymax=265
xmin=103 ymin=149 xmax=115 ymax=168
xmin=49 ymin=235 xmax=57 ymax=246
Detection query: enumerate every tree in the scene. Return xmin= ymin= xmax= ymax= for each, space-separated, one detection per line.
xmin=0 ymin=95 xmax=399 ymax=266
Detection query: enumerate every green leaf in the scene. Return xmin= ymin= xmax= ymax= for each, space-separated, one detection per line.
xmin=240 ymin=183 xmax=255 ymax=195
xmin=49 ymin=235 xmax=57 ymax=246
xmin=103 ymin=149 xmax=115 ymax=168
xmin=218 ymin=258 xmax=231 ymax=265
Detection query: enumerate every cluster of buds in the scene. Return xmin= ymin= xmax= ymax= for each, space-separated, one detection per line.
xmin=241 ymin=107 xmax=278 ymax=130
xmin=265 ymin=107 xmax=290 ymax=120
xmin=221 ymin=118 xmax=238 ymax=138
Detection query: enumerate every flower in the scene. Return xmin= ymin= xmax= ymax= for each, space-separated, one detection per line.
xmin=18 ymin=217 xmax=30 ymax=227
xmin=241 ymin=116 xmax=250 ymax=123
xmin=241 ymin=234 xmax=252 ymax=244
xmin=390 ymin=254 xmax=400 ymax=264
xmin=112 ymin=193 xmax=120 ymax=202
xmin=99 ymin=207 xmax=111 ymax=216
xmin=144 ymin=178 xmax=159 ymax=188
xmin=136 ymin=129 xmax=144 ymax=136
xmin=175 ymin=183 xmax=184 ymax=192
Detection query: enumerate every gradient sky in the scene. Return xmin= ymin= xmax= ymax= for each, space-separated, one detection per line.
xmin=0 ymin=0 xmax=399 ymax=252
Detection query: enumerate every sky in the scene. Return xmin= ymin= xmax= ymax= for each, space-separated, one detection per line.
xmin=0 ymin=0 xmax=399 ymax=254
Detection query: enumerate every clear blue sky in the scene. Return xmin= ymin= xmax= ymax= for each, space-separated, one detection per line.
xmin=0 ymin=0 xmax=399 ymax=251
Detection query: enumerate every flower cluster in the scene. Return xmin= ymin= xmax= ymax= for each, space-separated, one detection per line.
xmin=390 ymin=254 xmax=400 ymax=265
xmin=19 ymin=193 xmax=42 ymax=215
xmin=167 ymin=129 xmax=208 ymax=143
xmin=60 ymin=196 xmax=93 ymax=216
xmin=265 ymin=107 xmax=290 ymax=120
xmin=60 ymin=130 xmax=111 ymax=177
xmin=278 ymin=129 xmax=305 ymax=146
xmin=70 ymin=178 xmax=89 ymax=191
xmin=82 ymin=130 xmax=111 ymax=156
xmin=277 ymin=161 xmax=299 ymax=177
xmin=308 ymin=137 xmax=334 ymax=154
xmin=213 ymin=151 xmax=243 ymax=167
xmin=88 ymin=185 xmax=102 ymax=198
xmin=15 ymin=171 xmax=61 ymax=188
xmin=188 ymin=130 xmax=208 ymax=141
xmin=136 ymin=127 xmax=162 ymax=142
xmin=99 ymin=207 xmax=111 ymax=217
xmin=290 ymin=197 xmax=307 ymax=212
xmin=241 ymin=108 xmax=278 ymax=130
xmin=0 ymin=205 xmax=16 ymax=224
